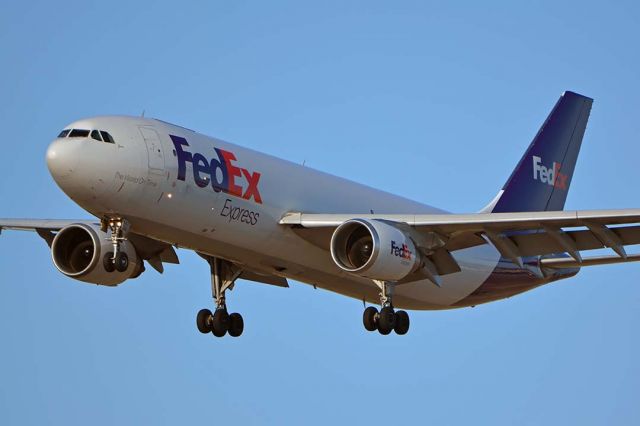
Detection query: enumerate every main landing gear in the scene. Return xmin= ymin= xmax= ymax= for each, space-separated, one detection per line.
xmin=102 ymin=217 xmax=130 ymax=273
xmin=362 ymin=280 xmax=410 ymax=336
xmin=196 ymin=257 xmax=244 ymax=338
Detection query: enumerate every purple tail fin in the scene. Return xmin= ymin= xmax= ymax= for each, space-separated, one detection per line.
xmin=489 ymin=91 xmax=593 ymax=213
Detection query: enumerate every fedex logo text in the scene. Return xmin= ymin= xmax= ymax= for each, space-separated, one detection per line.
xmin=390 ymin=241 xmax=412 ymax=261
xmin=170 ymin=135 xmax=263 ymax=204
xmin=532 ymin=156 xmax=567 ymax=190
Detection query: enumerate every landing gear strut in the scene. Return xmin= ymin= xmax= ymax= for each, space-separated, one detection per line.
xmin=102 ymin=217 xmax=130 ymax=273
xmin=196 ymin=257 xmax=244 ymax=338
xmin=362 ymin=280 xmax=410 ymax=336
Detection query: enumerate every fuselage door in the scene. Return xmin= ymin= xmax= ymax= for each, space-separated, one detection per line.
xmin=139 ymin=126 xmax=165 ymax=174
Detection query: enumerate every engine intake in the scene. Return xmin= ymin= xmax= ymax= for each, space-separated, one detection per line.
xmin=330 ymin=219 xmax=420 ymax=281
xmin=51 ymin=223 xmax=142 ymax=286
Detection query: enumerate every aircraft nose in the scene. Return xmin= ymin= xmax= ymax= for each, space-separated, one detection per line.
xmin=46 ymin=138 xmax=80 ymax=179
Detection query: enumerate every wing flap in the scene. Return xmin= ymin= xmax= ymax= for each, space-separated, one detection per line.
xmin=509 ymin=228 xmax=609 ymax=257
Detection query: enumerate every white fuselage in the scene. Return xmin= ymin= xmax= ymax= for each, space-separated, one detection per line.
xmin=46 ymin=116 xmax=524 ymax=310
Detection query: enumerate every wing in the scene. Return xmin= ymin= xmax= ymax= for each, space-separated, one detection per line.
xmin=280 ymin=209 xmax=640 ymax=275
xmin=0 ymin=218 xmax=96 ymax=246
xmin=0 ymin=218 xmax=179 ymax=273
xmin=0 ymin=219 xmax=287 ymax=287
xmin=0 ymin=218 xmax=95 ymax=231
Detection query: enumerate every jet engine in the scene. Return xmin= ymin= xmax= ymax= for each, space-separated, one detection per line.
xmin=330 ymin=219 xmax=420 ymax=281
xmin=51 ymin=223 xmax=143 ymax=286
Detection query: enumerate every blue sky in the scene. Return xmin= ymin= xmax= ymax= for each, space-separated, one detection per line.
xmin=1 ymin=1 xmax=639 ymax=424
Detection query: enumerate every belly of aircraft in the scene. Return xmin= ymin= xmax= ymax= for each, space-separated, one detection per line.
xmin=115 ymin=213 xmax=515 ymax=310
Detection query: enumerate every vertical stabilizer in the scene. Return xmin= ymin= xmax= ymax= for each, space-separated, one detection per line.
xmin=490 ymin=91 xmax=593 ymax=213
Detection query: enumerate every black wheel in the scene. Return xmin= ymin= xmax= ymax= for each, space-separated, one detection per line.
xmin=103 ymin=252 xmax=115 ymax=273
xmin=228 ymin=313 xmax=244 ymax=337
xmin=196 ymin=309 xmax=212 ymax=334
xmin=211 ymin=309 xmax=229 ymax=337
xmin=394 ymin=310 xmax=410 ymax=335
xmin=363 ymin=306 xmax=378 ymax=332
xmin=115 ymin=252 xmax=129 ymax=272
xmin=377 ymin=306 xmax=395 ymax=335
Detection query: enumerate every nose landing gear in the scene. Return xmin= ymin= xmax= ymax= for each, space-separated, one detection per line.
xmin=196 ymin=256 xmax=245 ymax=338
xmin=362 ymin=280 xmax=411 ymax=336
xmin=102 ymin=217 xmax=130 ymax=273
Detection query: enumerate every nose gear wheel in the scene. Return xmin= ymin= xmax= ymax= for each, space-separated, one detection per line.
xmin=100 ymin=217 xmax=131 ymax=273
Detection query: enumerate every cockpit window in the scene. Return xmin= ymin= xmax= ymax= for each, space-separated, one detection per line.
xmin=90 ymin=130 xmax=103 ymax=141
xmin=69 ymin=129 xmax=90 ymax=138
xmin=100 ymin=131 xmax=115 ymax=144
xmin=56 ymin=128 xmax=115 ymax=144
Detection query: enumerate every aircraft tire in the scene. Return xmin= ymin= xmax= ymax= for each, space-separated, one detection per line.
xmin=103 ymin=252 xmax=115 ymax=273
xmin=363 ymin=306 xmax=378 ymax=331
xmin=377 ymin=306 xmax=395 ymax=335
xmin=211 ymin=309 xmax=229 ymax=337
xmin=196 ymin=309 xmax=213 ymax=334
xmin=394 ymin=310 xmax=410 ymax=335
xmin=228 ymin=313 xmax=244 ymax=337
xmin=115 ymin=252 xmax=129 ymax=272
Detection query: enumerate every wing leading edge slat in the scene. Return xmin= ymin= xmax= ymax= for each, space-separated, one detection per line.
xmin=279 ymin=209 xmax=640 ymax=230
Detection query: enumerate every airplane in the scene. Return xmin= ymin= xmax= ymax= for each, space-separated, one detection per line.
xmin=1 ymin=90 xmax=639 ymax=338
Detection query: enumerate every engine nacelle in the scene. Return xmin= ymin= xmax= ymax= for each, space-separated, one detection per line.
xmin=330 ymin=219 xmax=420 ymax=281
xmin=51 ymin=223 xmax=143 ymax=286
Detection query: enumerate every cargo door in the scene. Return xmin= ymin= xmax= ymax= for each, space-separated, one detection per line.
xmin=139 ymin=126 xmax=165 ymax=174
